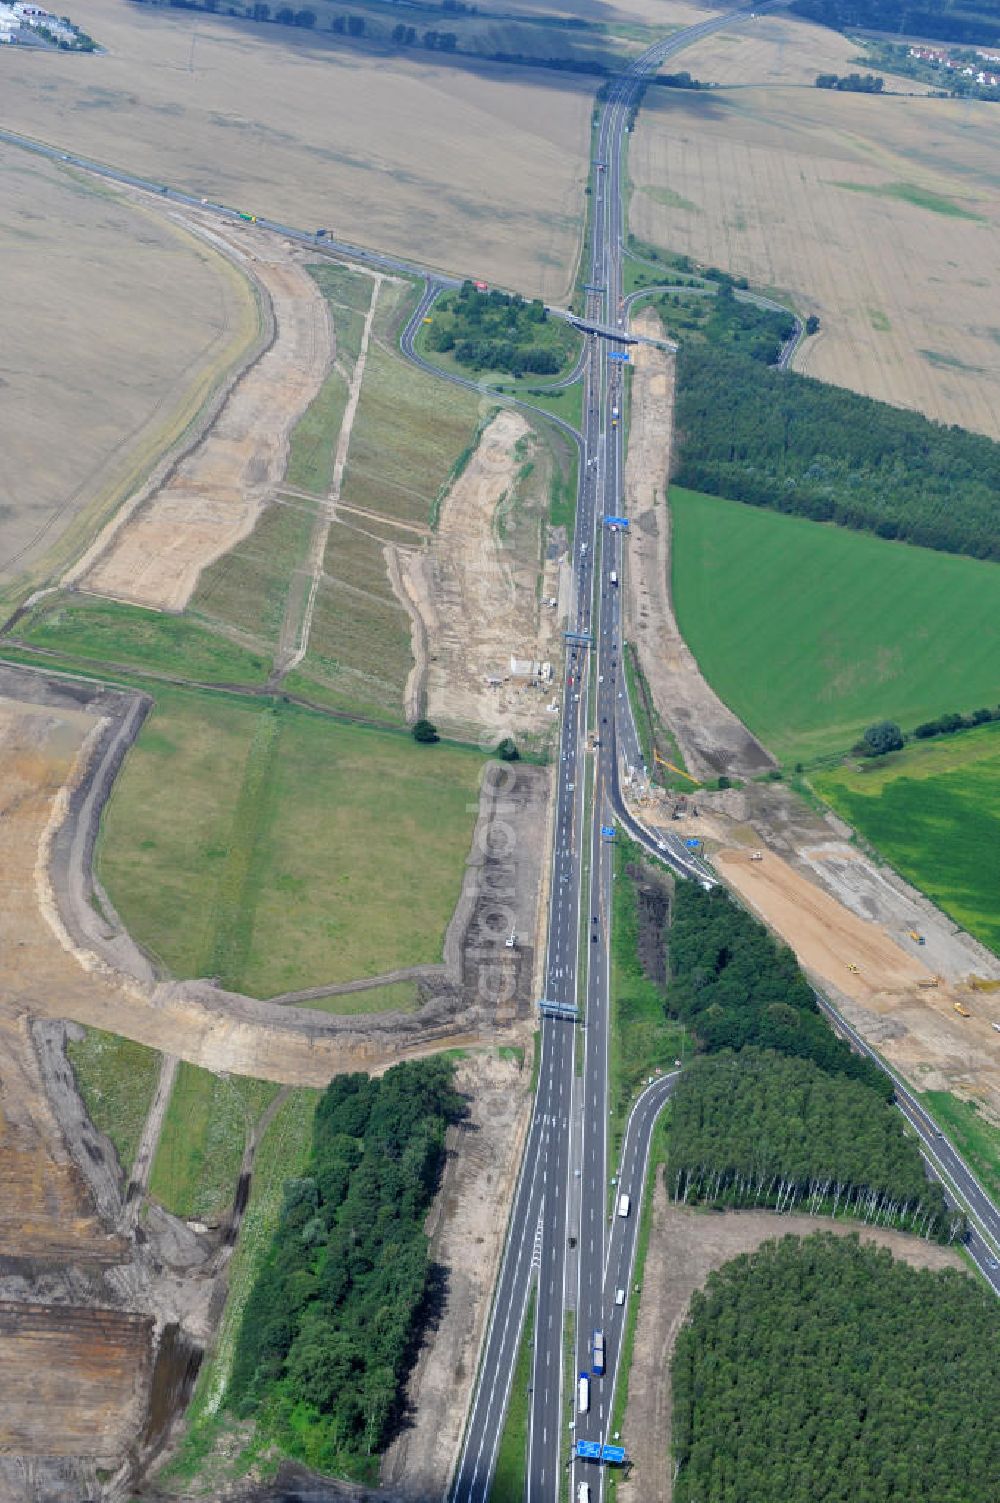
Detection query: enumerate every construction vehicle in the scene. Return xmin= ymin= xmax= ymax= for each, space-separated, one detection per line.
xmin=908 ymin=930 xmax=926 ymax=945
xmin=653 ymin=749 xmax=698 ymax=786
xmin=916 ymin=976 xmax=940 ymax=989
xmin=847 ymin=963 xmax=860 ymax=974
xmin=954 ymin=1001 xmax=972 ymax=1018
xmin=750 ymin=851 xmax=763 ymax=862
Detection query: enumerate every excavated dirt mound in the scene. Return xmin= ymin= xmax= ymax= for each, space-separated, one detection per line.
xmin=399 ymin=408 xmax=565 ymax=742
xmin=80 ymin=227 xmax=331 ymax=612
xmin=0 ymin=1303 xmax=152 ymax=1458
xmin=623 ymin=307 xmax=773 ymax=778
xmin=716 ymin=845 xmax=1000 ymax=1118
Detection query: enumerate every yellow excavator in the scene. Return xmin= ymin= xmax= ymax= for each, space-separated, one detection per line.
xmin=653 ymin=749 xmax=699 ymax=786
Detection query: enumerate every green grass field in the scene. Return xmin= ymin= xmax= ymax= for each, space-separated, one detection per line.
xmin=189 ymin=496 xmax=317 ymax=652
xmin=97 ymin=687 xmax=483 ymax=997
xmin=16 ymin=598 xmax=270 ymax=685
xmin=65 ymin=1026 xmax=160 ymax=1175
xmin=149 ymin=1063 xmax=280 ymax=1223
xmin=833 ymin=180 xmax=984 ymax=221
xmin=922 ymin=1090 xmax=1000 ymax=1207
xmin=670 ymin=488 xmax=1000 ymax=763
xmin=814 ymin=723 xmax=1000 ymax=957
xmin=610 ymin=842 xmax=688 ymax=1163
xmin=297 ymin=981 xmax=421 ymax=1015
xmin=162 ymin=1086 xmax=318 ymax=1488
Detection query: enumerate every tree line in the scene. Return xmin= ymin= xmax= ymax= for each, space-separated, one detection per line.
xmin=815 ymin=71 xmax=885 ymax=90
xmin=791 ymin=0 xmax=1000 ymax=49
xmin=425 ymin=282 xmax=574 ymax=379
xmin=672 ymin=1232 xmax=1000 ymax=1502
xmin=673 ymin=342 xmax=1000 ymax=561
xmin=657 ymin=278 xmax=797 ymax=366
xmin=228 ymin=1059 xmax=465 ymax=1474
xmin=666 ymin=882 xmax=892 ymax=1097
xmin=856 ymin=705 xmax=1000 ymax=757
xmin=669 ymin=1048 xmax=955 ymax=1239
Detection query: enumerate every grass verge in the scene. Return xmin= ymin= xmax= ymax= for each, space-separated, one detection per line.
xmin=488 ymin=1287 xmax=537 ymax=1503
xmin=14 ymin=598 xmax=270 ymax=685
xmin=160 ymin=1087 xmax=319 ymax=1488
xmin=65 ymin=1026 xmax=160 ymax=1176
xmin=149 ymin=1063 xmax=281 ymax=1223
xmin=609 ymin=840 xmax=688 ymax=1163
xmin=921 ymin=1091 xmax=1000 ymax=1207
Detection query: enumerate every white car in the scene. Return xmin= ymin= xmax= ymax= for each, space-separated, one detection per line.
xmin=615 ymin=1287 xmax=625 ymax=1306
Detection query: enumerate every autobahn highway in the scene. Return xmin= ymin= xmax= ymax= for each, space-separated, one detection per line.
xmin=3 ymin=8 xmax=997 ymax=1495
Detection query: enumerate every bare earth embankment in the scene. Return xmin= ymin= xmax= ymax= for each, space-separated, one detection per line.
xmin=0 ymin=149 xmax=258 ymax=604
xmin=399 ymin=408 xmax=566 ymax=742
xmin=623 ymin=307 xmax=773 ymax=778
xmin=79 ymin=224 xmax=331 ymax=612
xmin=622 ymin=1197 xmax=965 ymax=1503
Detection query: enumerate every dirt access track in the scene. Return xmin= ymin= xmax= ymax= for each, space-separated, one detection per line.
xmin=399 ymin=408 xmax=567 ymax=742
xmin=623 ymin=306 xmax=773 ymax=778
xmin=74 ymin=218 xmax=331 ymax=612
xmin=622 ymin=1196 xmax=965 ymax=1503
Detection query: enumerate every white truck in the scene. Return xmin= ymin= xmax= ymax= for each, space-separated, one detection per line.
xmin=618 ymin=1193 xmax=631 ymax=1218
xmin=578 ymin=1374 xmax=590 ymax=1413
xmin=609 ymin=570 xmax=618 ymax=587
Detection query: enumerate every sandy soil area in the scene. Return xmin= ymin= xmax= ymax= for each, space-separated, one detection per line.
xmin=623 ymin=308 xmax=773 ymax=778
xmin=0 ymin=149 xmax=258 ymax=603
xmin=400 ymin=409 xmax=566 ymax=742
xmin=0 ymin=0 xmax=590 ymax=301
xmin=79 ymin=226 xmax=331 ymax=612
xmin=631 ymin=83 xmax=1000 ymax=437
xmin=381 ymin=1048 xmax=534 ymax=1497
xmin=712 ymin=842 xmax=1000 ymax=1118
xmin=623 ymin=1196 xmax=965 ymax=1503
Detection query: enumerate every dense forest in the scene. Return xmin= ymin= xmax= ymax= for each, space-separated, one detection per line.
xmin=673 ymin=343 xmax=1000 ymax=560
xmin=228 ymin=1059 xmax=465 ymax=1474
xmin=656 ymin=280 xmax=796 ymax=366
xmin=425 ymin=281 xmax=578 ymax=377
xmin=669 ymin=1049 xmax=955 ymax=1238
xmin=672 ymin=1233 xmax=999 ymax=1503
xmin=667 ymin=883 xmax=892 ymax=1098
xmin=791 ymin=0 xmax=1000 ymax=48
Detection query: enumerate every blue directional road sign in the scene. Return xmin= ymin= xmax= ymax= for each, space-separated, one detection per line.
xmin=601 ymin=825 xmax=616 ymax=840
xmin=603 ymin=515 xmax=629 ymax=530
xmin=602 ymin=1445 xmax=627 ymax=1465
xmin=685 ymin=838 xmax=701 ymax=850
xmin=576 ymin=1442 xmax=602 ymax=1461
xmin=608 ymin=350 xmax=630 ymax=362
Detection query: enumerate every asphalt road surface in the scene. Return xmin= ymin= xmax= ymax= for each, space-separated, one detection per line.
xmin=1 ymin=13 xmax=996 ymax=1497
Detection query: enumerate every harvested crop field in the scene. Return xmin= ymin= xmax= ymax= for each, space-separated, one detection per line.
xmin=622 ymin=1197 xmax=965 ymax=1503
xmin=0 ymin=0 xmax=590 ymax=299
xmin=0 ymin=148 xmax=257 ymax=607
xmin=677 ymin=10 xmax=909 ymax=88
xmin=79 ymin=226 xmax=330 ymax=612
xmin=631 ymin=84 xmax=1000 ymax=435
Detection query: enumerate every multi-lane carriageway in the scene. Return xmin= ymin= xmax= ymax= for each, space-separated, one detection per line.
xmin=1 ymin=3 xmax=998 ymax=1497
